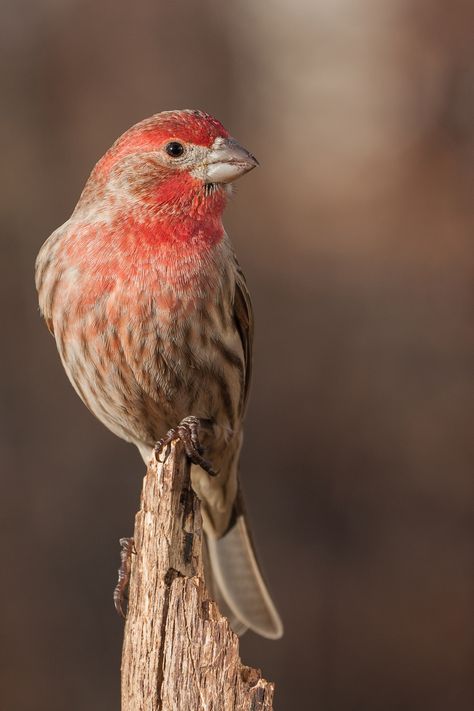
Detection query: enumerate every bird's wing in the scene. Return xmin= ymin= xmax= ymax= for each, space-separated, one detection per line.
xmin=36 ymin=224 xmax=70 ymax=338
xmin=233 ymin=261 xmax=254 ymax=415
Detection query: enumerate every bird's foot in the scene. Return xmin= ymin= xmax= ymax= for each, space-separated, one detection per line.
xmin=113 ymin=537 xmax=136 ymax=619
xmin=154 ymin=415 xmax=217 ymax=476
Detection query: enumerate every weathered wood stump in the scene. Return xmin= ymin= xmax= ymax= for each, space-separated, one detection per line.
xmin=120 ymin=441 xmax=275 ymax=711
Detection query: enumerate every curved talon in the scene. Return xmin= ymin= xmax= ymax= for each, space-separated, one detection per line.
xmin=154 ymin=416 xmax=217 ymax=476
xmin=114 ymin=537 xmax=136 ymax=619
xmin=154 ymin=430 xmax=177 ymax=464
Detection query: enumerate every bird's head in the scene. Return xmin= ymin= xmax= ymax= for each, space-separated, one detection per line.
xmin=86 ymin=110 xmax=258 ymax=222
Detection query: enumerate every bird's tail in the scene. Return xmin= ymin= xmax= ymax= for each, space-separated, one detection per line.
xmin=203 ymin=505 xmax=283 ymax=640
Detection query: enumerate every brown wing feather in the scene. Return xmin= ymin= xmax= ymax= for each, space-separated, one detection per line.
xmin=233 ymin=262 xmax=254 ymax=414
xmin=44 ymin=316 xmax=55 ymax=336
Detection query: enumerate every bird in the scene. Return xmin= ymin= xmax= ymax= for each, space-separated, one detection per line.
xmin=35 ymin=109 xmax=283 ymax=639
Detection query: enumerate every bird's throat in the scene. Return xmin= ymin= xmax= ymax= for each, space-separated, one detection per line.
xmin=128 ymin=175 xmax=227 ymax=248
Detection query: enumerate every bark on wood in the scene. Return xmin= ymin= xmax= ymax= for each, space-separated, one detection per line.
xmin=120 ymin=441 xmax=275 ymax=711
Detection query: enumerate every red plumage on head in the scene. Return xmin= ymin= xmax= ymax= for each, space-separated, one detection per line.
xmin=74 ymin=110 xmax=231 ymax=249
xmin=97 ymin=110 xmax=230 ymax=175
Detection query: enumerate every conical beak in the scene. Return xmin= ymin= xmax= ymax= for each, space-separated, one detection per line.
xmin=205 ymin=137 xmax=259 ymax=184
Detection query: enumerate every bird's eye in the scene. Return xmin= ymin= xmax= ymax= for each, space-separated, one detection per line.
xmin=165 ymin=141 xmax=185 ymax=158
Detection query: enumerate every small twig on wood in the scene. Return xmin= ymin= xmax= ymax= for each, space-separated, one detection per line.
xmin=120 ymin=441 xmax=275 ymax=711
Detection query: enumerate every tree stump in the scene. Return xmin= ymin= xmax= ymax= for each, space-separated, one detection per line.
xmin=120 ymin=441 xmax=275 ymax=711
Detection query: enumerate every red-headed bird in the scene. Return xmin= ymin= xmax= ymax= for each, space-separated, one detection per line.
xmin=35 ymin=110 xmax=283 ymax=639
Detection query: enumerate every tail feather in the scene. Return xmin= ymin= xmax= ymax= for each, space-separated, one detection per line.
xmin=202 ymin=536 xmax=248 ymax=637
xmin=205 ymin=515 xmax=283 ymax=640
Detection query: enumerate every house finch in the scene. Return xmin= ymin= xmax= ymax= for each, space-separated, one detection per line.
xmin=35 ymin=109 xmax=283 ymax=639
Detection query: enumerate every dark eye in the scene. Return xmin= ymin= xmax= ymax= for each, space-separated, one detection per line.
xmin=165 ymin=141 xmax=185 ymax=157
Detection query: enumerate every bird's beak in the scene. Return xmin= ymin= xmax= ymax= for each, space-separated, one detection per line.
xmin=205 ymin=137 xmax=259 ymax=184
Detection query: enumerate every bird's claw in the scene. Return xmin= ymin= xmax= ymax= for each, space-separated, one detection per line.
xmin=113 ymin=537 xmax=136 ymax=619
xmin=154 ymin=415 xmax=217 ymax=476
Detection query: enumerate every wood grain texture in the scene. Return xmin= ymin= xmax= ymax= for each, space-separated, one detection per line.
xmin=120 ymin=441 xmax=275 ymax=711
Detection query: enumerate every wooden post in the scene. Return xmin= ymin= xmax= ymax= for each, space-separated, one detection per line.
xmin=120 ymin=441 xmax=275 ymax=711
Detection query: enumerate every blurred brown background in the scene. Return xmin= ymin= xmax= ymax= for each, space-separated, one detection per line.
xmin=1 ymin=1 xmax=473 ymax=709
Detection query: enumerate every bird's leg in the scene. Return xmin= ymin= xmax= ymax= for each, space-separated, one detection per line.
xmin=113 ymin=537 xmax=136 ymax=619
xmin=154 ymin=415 xmax=217 ymax=476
